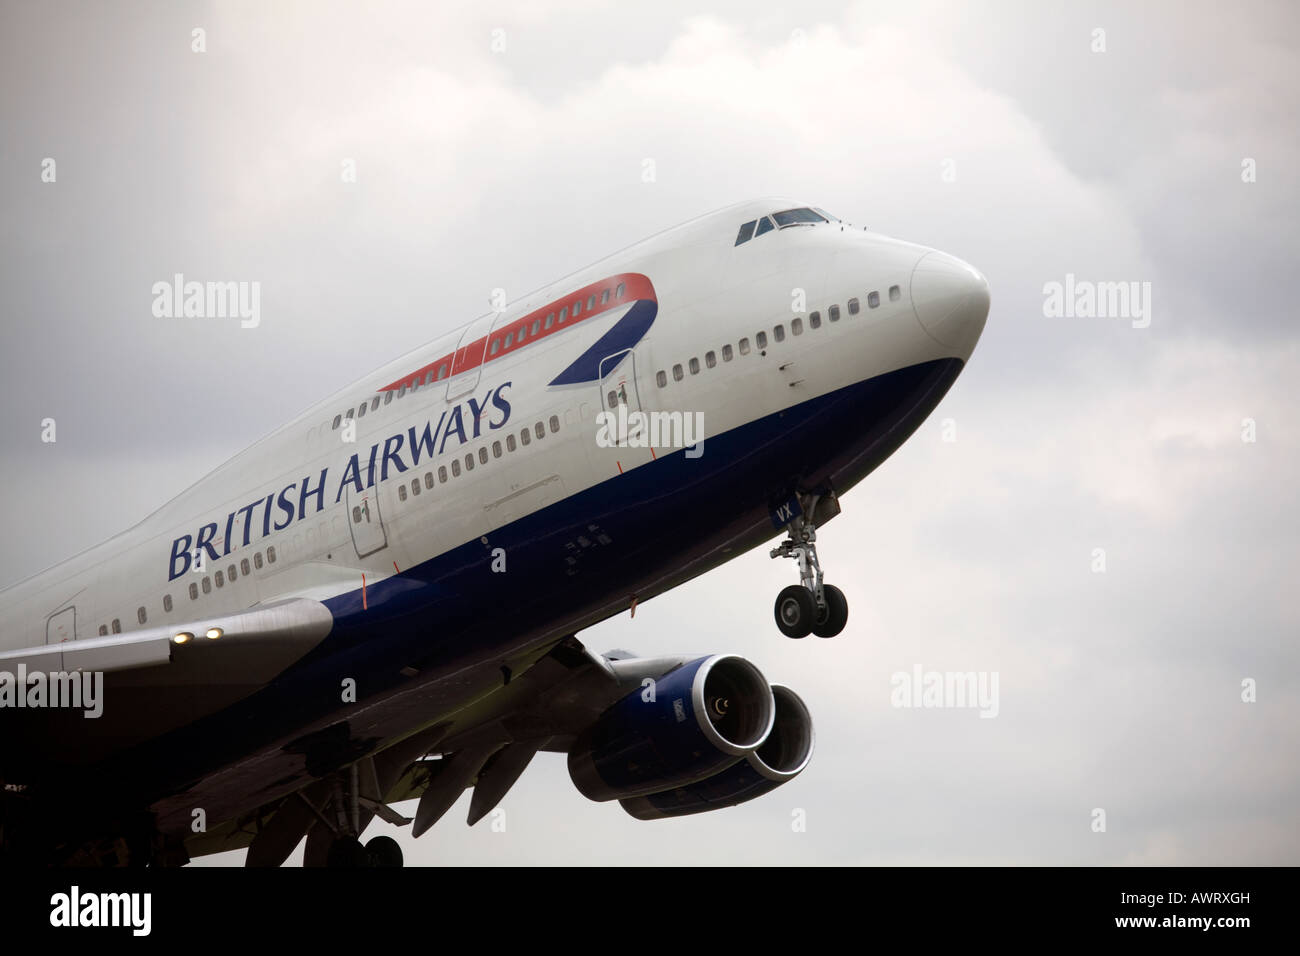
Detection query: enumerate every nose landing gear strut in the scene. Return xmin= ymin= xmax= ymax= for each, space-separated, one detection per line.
xmin=770 ymin=493 xmax=849 ymax=639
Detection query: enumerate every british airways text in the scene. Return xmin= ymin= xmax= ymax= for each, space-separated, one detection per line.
xmin=166 ymin=382 xmax=512 ymax=580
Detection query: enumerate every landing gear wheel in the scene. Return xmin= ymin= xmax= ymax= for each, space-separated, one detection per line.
xmin=365 ymin=835 xmax=404 ymax=868
xmin=775 ymin=585 xmax=815 ymax=638
xmin=325 ymin=836 xmax=367 ymax=868
xmin=812 ymin=584 xmax=849 ymax=638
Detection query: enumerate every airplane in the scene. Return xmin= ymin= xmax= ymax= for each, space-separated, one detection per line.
xmin=0 ymin=199 xmax=989 ymax=866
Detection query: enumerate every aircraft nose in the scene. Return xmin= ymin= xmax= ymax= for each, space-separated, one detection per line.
xmin=909 ymin=250 xmax=990 ymax=355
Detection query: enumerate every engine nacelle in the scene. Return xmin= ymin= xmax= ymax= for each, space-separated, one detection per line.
xmin=619 ymin=684 xmax=813 ymax=819
xmin=568 ymin=655 xmax=774 ymax=802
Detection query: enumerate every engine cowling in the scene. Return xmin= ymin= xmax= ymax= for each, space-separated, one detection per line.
xmin=568 ymin=655 xmax=775 ymax=802
xmin=618 ymin=684 xmax=814 ymax=819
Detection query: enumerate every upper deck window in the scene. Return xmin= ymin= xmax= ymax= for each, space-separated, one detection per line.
xmin=772 ymin=207 xmax=827 ymax=228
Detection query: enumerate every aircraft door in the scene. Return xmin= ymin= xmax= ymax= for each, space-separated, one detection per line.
xmin=346 ymin=483 xmax=388 ymax=559
xmin=598 ymin=348 xmax=644 ymax=445
xmin=444 ymin=312 xmax=500 ymax=403
xmin=45 ymin=605 xmax=75 ymax=671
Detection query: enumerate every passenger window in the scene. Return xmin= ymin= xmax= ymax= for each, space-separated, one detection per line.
xmin=521 ymin=427 xmax=531 ymax=446
xmin=705 ymin=350 xmax=716 ymax=368
xmin=535 ymin=422 xmax=545 ymax=439
xmin=138 ymin=606 xmax=147 ymax=625
xmin=559 ymin=306 xmax=568 ymax=322
xmin=267 ymin=546 xmax=276 ymax=563
xmin=164 ymin=593 xmax=173 ymax=612
xmin=756 ymin=331 xmax=768 ymax=349
xmin=848 ymin=298 xmax=860 ymax=315
xmin=215 ymin=570 xmax=224 ymax=588
xmin=587 ymin=295 xmax=595 ymax=310
xmin=545 ymin=313 xmax=555 ymax=329
xmin=829 ymin=304 xmax=841 ymax=322
xmin=480 ymin=447 xmax=489 ymax=463
xmin=792 ymin=318 xmax=803 ymax=335
xmin=357 ymin=402 xmax=366 ymax=418
xmin=889 ymin=285 xmax=900 ymax=301
xmin=573 ymin=300 xmax=582 ymax=317
xmin=254 ymin=552 xmax=263 ymax=569
xmin=689 ymin=357 xmax=700 ymax=374
xmin=399 ymin=485 xmax=407 ymax=501
xmin=425 ymin=472 xmax=434 ymax=489
xmin=411 ymin=478 xmax=420 ymax=495
xmin=868 ymin=291 xmax=880 ymax=308
xmin=241 ymin=558 xmax=250 ymax=575
xmin=616 ymin=282 xmax=626 ymax=298
xmin=532 ymin=319 xmax=540 ymax=335
xmin=493 ymin=440 xmax=502 ymax=458
xmin=371 ymin=397 xmax=380 ymax=411
xmin=189 ymin=582 xmax=199 ymax=600
xmin=112 ymin=618 xmax=121 ymax=633
xmin=398 ymin=384 xmax=407 ymax=398
xmin=332 ymin=415 xmax=341 ymax=430
xmin=518 ymin=325 xmax=526 ymax=342
xmin=810 ymin=311 xmax=821 ymax=329
xmin=774 ymin=325 xmax=785 ymax=342
xmin=465 ymin=453 xmax=474 ymax=471
xmin=755 ymin=217 xmax=774 ymax=237
xmin=490 ymin=339 xmax=501 ymax=355
xmin=451 ymin=459 xmax=461 ymax=477
xmin=601 ymin=289 xmax=610 ymax=305
xmin=505 ymin=332 xmax=513 ymax=348
xmin=202 ymin=577 xmax=211 ymax=594
xmin=722 ymin=344 xmax=733 ymax=361
xmin=506 ymin=434 xmax=516 ymax=452
xmin=549 ymin=415 xmax=560 ymax=433
xmin=384 ymin=391 xmax=393 ymax=405
xmin=439 ymin=465 xmax=448 ymax=482
xmin=345 ymin=408 xmax=354 ymax=420
xmin=656 ymin=370 xmax=667 ymax=387
xmin=228 ymin=564 xmax=237 ymax=581
xmin=735 ymin=220 xmax=756 ymax=245
xmin=99 ymin=625 xmax=108 ymax=635
xmin=608 ymin=390 xmax=618 ymax=408
xmin=739 ymin=338 xmax=750 ymax=355
xmin=673 ymin=363 xmax=684 ymax=381
xmin=439 ymin=364 xmax=448 ymax=379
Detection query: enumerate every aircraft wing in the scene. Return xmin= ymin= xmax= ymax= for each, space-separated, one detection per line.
xmin=0 ymin=597 xmax=333 ymax=681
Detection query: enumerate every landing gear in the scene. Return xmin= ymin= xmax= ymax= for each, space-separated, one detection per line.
xmin=365 ymin=835 xmax=404 ymax=868
xmin=775 ymin=585 xmax=815 ymax=638
xmin=770 ymin=496 xmax=849 ymax=638
xmin=326 ymin=836 xmax=368 ymax=868
xmin=812 ymin=584 xmax=848 ymax=638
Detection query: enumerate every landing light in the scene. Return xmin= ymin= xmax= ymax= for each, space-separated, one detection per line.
xmin=173 ymin=632 xmax=193 ymax=645
xmin=205 ymin=627 xmax=223 ymax=640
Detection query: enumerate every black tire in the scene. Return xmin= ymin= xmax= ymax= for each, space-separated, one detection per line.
xmin=365 ymin=835 xmax=404 ymax=868
xmin=775 ymin=585 xmax=815 ymax=638
xmin=325 ymin=836 xmax=367 ymax=868
xmin=812 ymin=584 xmax=849 ymax=637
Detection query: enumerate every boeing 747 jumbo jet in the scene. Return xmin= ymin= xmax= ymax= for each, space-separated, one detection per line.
xmin=0 ymin=199 xmax=988 ymax=866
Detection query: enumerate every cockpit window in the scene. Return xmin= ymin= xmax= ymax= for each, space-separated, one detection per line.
xmin=735 ymin=220 xmax=757 ymax=246
xmin=772 ymin=207 xmax=827 ymax=228
xmin=754 ymin=216 xmax=775 ymax=237
xmin=813 ymin=207 xmax=838 ymax=222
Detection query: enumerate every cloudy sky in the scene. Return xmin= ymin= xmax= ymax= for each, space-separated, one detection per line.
xmin=2 ymin=0 xmax=1296 ymax=865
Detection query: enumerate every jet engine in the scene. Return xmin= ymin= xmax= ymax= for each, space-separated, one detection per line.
xmin=568 ymin=655 xmax=774 ymax=802
xmin=619 ymin=684 xmax=813 ymax=819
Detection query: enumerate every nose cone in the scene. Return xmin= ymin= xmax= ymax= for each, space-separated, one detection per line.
xmin=909 ymin=251 xmax=990 ymax=356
